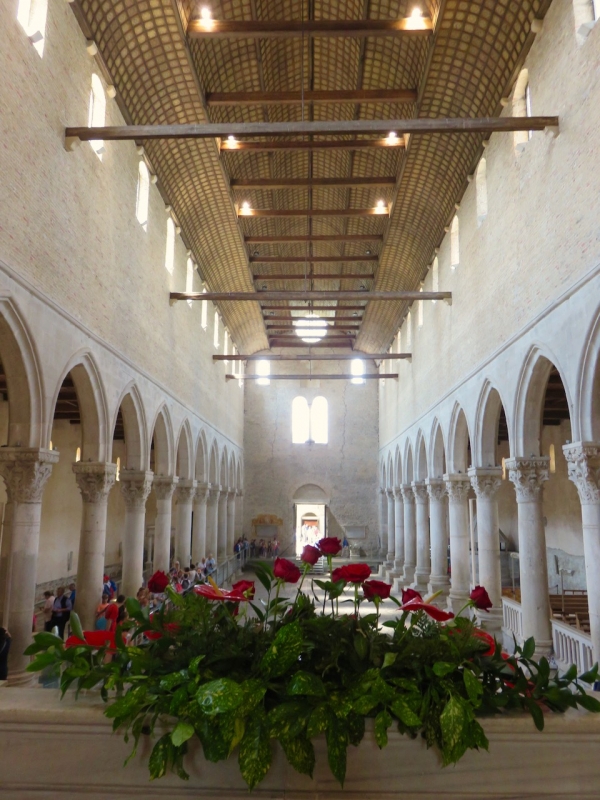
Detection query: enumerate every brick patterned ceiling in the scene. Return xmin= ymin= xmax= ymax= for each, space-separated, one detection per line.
xmin=76 ymin=0 xmax=552 ymax=353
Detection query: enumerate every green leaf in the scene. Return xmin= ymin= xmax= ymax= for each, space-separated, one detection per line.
xmin=575 ymin=693 xmax=600 ymax=713
xmin=287 ymin=670 xmax=326 ymax=697
xmin=125 ymin=597 xmax=144 ymax=622
xmin=195 ymin=715 xmax=230 ymax=762
xmin=188 ymin=655 xmax=205 ymax=676
xmin=463 ymin=668 xmax=483 ymax=706
xmin=390 ymin=697 xmax=421 ymax=728
xmin=577 ymin=664 xmax=599 ymax=684
xmin=238 ymin=712 xmax=272 ymax=790
xmin=159 ymin=670 xmax=189 ymax=691
xmin=353 ymin=634 xmax=368 ymax=660
xmin=69 ymin=611 xmax=84 ymax=640
xmin=525 ymin=698 xmax=545 ymax=731
xmin=433 ymin=661 xmax=455 ymax=677
xmin=260 ymin=622 xmax=304 ymax=678
xmin=148 ymin=734 xmax=171 ymax=780
xmin=563 ymin=664 xmax=577 ymax=682
xmin=346 ymin=711 xmax=365 ymax=747
xmin=171 ymin=721 xmax=195 ymax=747
xmin=267 ymin=702 xmax=307 ymax=739
xmin=440 ymin=695 xmax=470 ymax=763
xmin=374 ymin=710 xmax=392 ymax=749
xmin=239 ymin=679 xmax=267 ymax=715
xmin=307 ymin=704 xmax=334 ymax=738
xmin=522 ymin=637 xmax=535 ymax=660
xmin=325 ymin=716 xmax=348 ymax=787
xmin=26 ymin=651 xmax=62 ymax=671
xmin=382 ymin=652 xmax=397 ymax=669
xmin=26 ymin=631 xmax=64 ymax=652
xmin=196 ymin=678 xmax=244 ymax=715
xmin=280 ymin=735 xmax=315 ymax=778
xmin=351 ymin=694 xmax=378 ymax=715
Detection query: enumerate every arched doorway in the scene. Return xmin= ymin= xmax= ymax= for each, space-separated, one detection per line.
xmin=293 ymin=483 xmax=329 ymax=556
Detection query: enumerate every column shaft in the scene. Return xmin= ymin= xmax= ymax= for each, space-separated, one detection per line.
xmin=426 ymin=480 xmax=449 ymax=596
xmin=73 ymin=463 xmax=117 ymax=630
xmin=386 ymin=490 xmax=395 ymax=566
xmin=469 ymin=468 xmax=503 ymax=631
xmin=411 ymin=482 xmax=430 ymax=592
xmin=174 ymin=480 xmax=196 ymax=567
xmin=120 ymin=471 xmax=153 ymax=599
xmin=153 ymin=477 xmax=178 ymax=573
xmin=507 ymin=458 xmax=552 ymax=657
xmin=379 ymin=488 xmax=388 ymax=558
xmin=227 ymin=491 xmax=236 ymax=555
xmin=401 ymin=485 xmax=416 ymax=584
xmin=445 ymin=475 xmax=472 ymax=615
xmin=206 ymin=487 xmax=220 ymax=561
xmin=217 ymin=491 xmax=228 ymax=561
xmin=192 ymin=484 xmax=209 ymax=564
xmin=0 ymin=502 xmax=14 ymax=626
xmin=389 ymin=488 xmax=404 ymax=578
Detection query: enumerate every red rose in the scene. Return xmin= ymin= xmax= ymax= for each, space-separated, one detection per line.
xmin=400 ymin=599 xmax=455 ymax=622
xmin=232 ymin=579 xmax=255 ymax=599
xmin=332 ymin=563 xmax=371 ymax=584
xmin=147 ymin=570 xmax=170 ymax=593
xmin=317 ymin=537 xmax=342 ymax=556
xmin=402 ymin=588 xmax=422 ymax=604
xmin=301 ymin=545 xmax=321 ymax=566
xmin=470 ymin=585 xmax=493 ymax=611
xmin=363 ymin=580 xmax=392 ymax=600
xmin=273 ymin=557 xmax=302 ymax=584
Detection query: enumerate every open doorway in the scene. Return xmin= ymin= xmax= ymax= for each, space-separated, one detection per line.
xmin=295 ymin=504 xmax=326 ymax=555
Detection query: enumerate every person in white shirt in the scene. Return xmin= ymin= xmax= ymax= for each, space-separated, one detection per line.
xmin=43 ymin=591 xmax=55 ymax=632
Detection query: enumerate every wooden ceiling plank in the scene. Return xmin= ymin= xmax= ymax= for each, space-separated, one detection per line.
xmin=232 ymin=177 xmax=396 ymax=189
xmin=209 ymin=89 xmax=417 ymax=106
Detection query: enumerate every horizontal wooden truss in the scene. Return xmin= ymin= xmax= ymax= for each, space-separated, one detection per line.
xmin=208 ymin=89 xmax=417 ymax=106
xmin=188 ymin=18 xmax=433 ymax=39
xmin=170 ymin=291 xmax=451 ymax=301
xmin=227 ymin=373 xmax=398 ymax=380
xmin=249 ymin=255 xmax=379 ymax=263
xmin=240 ymin=208 xmax=389 ymax=218
xmin=213 ymin=353 xmax=411 ymax=361
xmin=254 ymin=274 xmax=374 ymax=281
xmin=245 ymin=235 xmax=383 ymax=244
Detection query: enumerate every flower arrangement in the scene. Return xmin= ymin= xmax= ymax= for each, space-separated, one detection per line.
xmin=26 ymin=541 xmax=600 ymax=791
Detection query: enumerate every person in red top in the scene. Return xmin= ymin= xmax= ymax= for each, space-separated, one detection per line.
xmin=104 ymin=594 xmax=126 ymax=632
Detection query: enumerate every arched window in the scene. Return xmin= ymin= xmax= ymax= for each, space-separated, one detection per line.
xmin=213 ymin=311 xmax=220 ymax=348
xmin=418 ymin=285 xmax=424 ymax=327
xmin=406 ymin=311 xmax=412 ymax=349
xmin=186 ymin=258 xmax=194 ymax=308
xmin=396 ymin=330 xmax=402 ymax=353
xmin=88 ymin=74 xmax=106 ymax=159
xmin=432 ymin=257 xmax=439 ymax=302
xmin=136 ymin=161 xmax=150 ymax=230
xmin=351 ymin=358 xmax=365 ymax=385
xmin=17 ymin=0 xmax=48 ymax=56
xmin=75 ymin=447 xmax=81 ymax=463
xmin=223 ymin=329 xmax=229 ymax=363
xmin=201 ymin=285 xmax=208 ymax=329
xmin=476 ymin=158 xmax=488 ymax=225
xmin=292 ymin=397 xmax=310 ymax=443
xmin=256 ymin=359 xmax=270 ymax=386
xmin=450 ymin=216 xmax=459 ymax=268
xmin=513 ymin=69 xmax=532 ymax=151
xmin=165 ymin=218 xmax=175 ymax=274
xmin=573 ymin=0 xmax=598 ymax=43
xmin=311 ymin=397 xmax=328 ymax=444
xmin=116 ymin=456 xmax=121 ymax=482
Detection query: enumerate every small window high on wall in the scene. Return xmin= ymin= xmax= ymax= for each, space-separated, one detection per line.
xmin=406 ymin=311 xmax=412 ymax=349
xmin=450 ymin=216 xmax=459 ymax=268
xmin=513 ymin=69 xmax=532 ymax=151
xmin=292 ymin=396 xmax=328 ymax=444
xmin=88 ymin=74 xmax=106 ymax=159
xmin=311 ymin=397 xmax=328 ymax=444
xmin=256 ymin=359 xmax=270 ymax=386
xmin=351 ymin=358 xmax=365 ymax=385
xmin=201 ymin=286 xmax=208 ymax=329
xmin=165 ymin=218 xmax=175 ymax=274
xmin=136 ymin=161 xmax=150 ymax=230
xmin=292 ymin=397 xmax=310 ymax=443
xmin=432 ymin=257 xmax=439 ymax=301
xmin=418 ymin=286 xmax=424 ymax=327
xmin=213 ymin=311 xmax=220 ymax=348
xmin=223 ymin=330 xmax=229 ymax=363
xmin=476 ymin=158 xmax=488 ymax=225
xmin=573 ymin=0 xmax=599 ymax=43
xmin=186 ymin=258 xmax=194 ymax=307
xmin=17 ymin=0 xmax=48 ymax=56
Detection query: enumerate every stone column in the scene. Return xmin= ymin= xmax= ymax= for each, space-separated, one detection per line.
xmin=444 ymin=475 xmax=472 ymax=615
xmin=217 ymin=489 xmax=229 ymax=561
xmin=426 ymin=479 xmax=450 ymax=596
xmin=119 ymin=470 xmax=153 ymax=599
xmin=563 ymin=443 xmax=600 ymax=663
xmin=411 ymin=481 xmax=430 ymax=593
xmin=72 ymin=462 xmax=117 ymax=630
xmin=0 ymin=502 xmax=14 ymax=627
xmin=236 ymin=491 xmax=244 ymax=539
xmin=398 ymin=485 xmax=416 ymax=587
xmin=0 ymin=448 xmax=58 ymax=682
xmin=174 ymin=480 xmax=196 ymax=567
xmin=386 ymin=489 xmax=395 ymax=568
xmin=469 ymin=468 xmax=503 ymax=631
xmin=227 ymin=489 xmax=236 ymax=555
xmin=379 ymin=488 xmax=388 ymax=558
xmin=388 ymin=488 xmax=404 ymax=580
xmin=191 ymin=483 xmax=209 ymax=564
xmin=206 ymin=486 xmax=220 ymax=561
xmin=152 ymin=476 xmax=178 ymax=574
xmin=506 ymin=457 xmax=552 ymax=657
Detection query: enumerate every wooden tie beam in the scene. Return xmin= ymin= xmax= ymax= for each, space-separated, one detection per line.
xmin=214 ymin=353 xmax=411 ymax=361
xmin=208 ymin=89 xmax=417 ymax=106
xmin=170 ymin=291 xmax=451 ymax=301
xmin=239 ymin=208 xmax=389 ymax=218
xmin=222 ymin=139 xmax=405 ymax=152
xmin=262 ymin=315 xmax=363 ymax=320
xmin=233 ymin=177 xmax=395 ymax=190
xmin=253 ymin=274 xmax=375 ymax=281
xmin=227 ymin=373 xmax=398 ymax=380
xmin=65 ymin=117 xmax=559 ymax=142
xmin=246 ymin=235 xmax=383 ymax=244
xmin=260 ymin=304 xmax=368 ymax=310
xmin=188 ymin=18 xmax=433 ymax=39
xmin=249 ymin=255 xmax=379 ymax=263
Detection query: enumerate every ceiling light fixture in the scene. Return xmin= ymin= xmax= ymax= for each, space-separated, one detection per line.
xmin=240 ymin=201 xmax=252 ymax=215
xmin=386 ymin=131 xmax=398 ymax=144
xmin=200 ymin=7 xmax=212 ymax=21
xmin=406 ymin=6 xmax=427 ymax=30
xmin=375 ymin=200 xmax=387 ymax=214
xmin=294 ymin=315 xmax=328 ymax=344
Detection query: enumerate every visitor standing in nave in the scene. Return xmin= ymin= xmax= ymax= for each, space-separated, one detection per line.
xmin=50 ymin=586 xmax=72 ymax=639
xmin=42 ymin=590 xmax=55 ymax=632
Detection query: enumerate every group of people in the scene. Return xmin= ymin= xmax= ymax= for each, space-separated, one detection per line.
xmin=41 ymin=583 xmax=77 ymax=638
xmin=241 ymin=537 xmax=280 ymax=559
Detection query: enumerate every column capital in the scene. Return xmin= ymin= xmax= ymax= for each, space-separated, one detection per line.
xmin=425 ymin=478 xmax=447 ymax=503
xmin=175 ymin=479 xmax=197 ymax=503
xmin=236 ymin=489 xmax=244 ymax=498
xmin=0 ymin=447 xmax=59 ymax=503
xmin=393 ymin=486 xmax=403 ymax=501
xmin=401 ymin=483 xmax=415 ymax=503
xmin=72 ymin=461 xmax=117 ymax=502
xmin=227 ymin=489 xmax=236 ymax=502
xmin=153 ymin=475 xmax=178 ymax=501
xmin=208 ymin=485 xmax=221 ymax=503
xmin=467 ymin=467 xmax=503 ymax=500
xmin=411 ymin=481 xmax=428 ymax=504
xmin=194 ymin=482 xmax=210 ymax=504
xmin=506 ymin=457 xmax=549 ymax=502
xmin=119 ymin=470 xmax=153 ymax=509
xmin=444 ymin=473 xmax=472 ymax=504
xmin=563 ymin=442 xmax=600 ymax=505
xmin=386 ymin=488 xmax=395 ymax=499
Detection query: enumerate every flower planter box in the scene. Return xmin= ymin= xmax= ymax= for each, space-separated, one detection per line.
xmin=1 ymin=688 xmax=600 ymax=799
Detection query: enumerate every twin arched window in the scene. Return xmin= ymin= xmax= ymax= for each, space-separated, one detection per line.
xmin=292 ymin=396 xmax=328 ymax=444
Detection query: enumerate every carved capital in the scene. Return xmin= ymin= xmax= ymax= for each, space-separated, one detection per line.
xmin=386 ymin=488 xmax=395 ymax=500
xmin=401 ymin=484 xmax=414 ymax=504
xmin=393 ymin=487 xmax=403 ymax=501
xmin=563 ymin=442 xmax=600 ymax=505
xmin=412 ymin=481 xmax=428 ymax=504
xmin=0 ymin=448 xmax=59 ymax=503
xmin=208 ymin=486 xmax=221 ymax=505
xmin=194 ymin=482 xmax=210 ymax=505
xmin=444 ymin=473 xmax=472 ymax=504
xmin=425 ymin=479 xmax=446 ymax=503
xmin=73 ymin=462 xmax=117 ymax=503
xmin=119 ymin=470 xmax=153 ymax=510
xmin=467 ymin=467 xmax=502 ymax=501
xmin=506 ymin=458 xmax=549 ymax=502
xmin=175 ymin=479 xmax=197 ymax=504
xmin=153 ymin=476 xmax=178 ymax=501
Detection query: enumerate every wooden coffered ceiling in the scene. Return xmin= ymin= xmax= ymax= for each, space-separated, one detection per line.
xmin=73 ymin=0 xmax=553 ymax=354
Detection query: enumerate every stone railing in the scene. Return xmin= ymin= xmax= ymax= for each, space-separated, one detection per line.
xmin=552 ymin=618 xmax=594 ymax=676
xmin=502 ymin=597 xmax=524 ymax=645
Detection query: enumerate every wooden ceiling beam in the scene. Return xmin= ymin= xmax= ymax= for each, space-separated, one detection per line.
xmin=254 ymin=274 xmax=375 ymax=281
xmin=214 ymin=353 xmax=411 ymax=361
xmin=223 ymin=139 xmax=403 ymax=152
xmin=249 ymin=255 xmax=378 ymax=263
xmin=263 ymin=315 xmax=363 ymax=320
xmin=239 ymin=208 xmax=389 ymax=218
xmin=266 ymin=324 xmax=362 ymax=329
xmin=232 ymin=177 xmax=396 ymax=189
xmin=268 ymin=341 xmax=355 ymax=348
xmin=65 ymin=117 xmax=559 ymax=142
xmin=171 ymin=291 xmax=450 ymax=301
xmin=260 ymin=303 xmax=368 ymax=310
xmin=209 ymin=89 xmax=417 ymax=106
xmin=228 ymin=374 xmax=398 ymax=380
xmin=188 ymin=18 xmax=433 ymax=39
xmin=247 ymin=235 xmax=382 ymax=244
